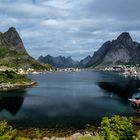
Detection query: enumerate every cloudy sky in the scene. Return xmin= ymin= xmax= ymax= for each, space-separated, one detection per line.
xmin=0 ymin=0 xmax=140 ymax=60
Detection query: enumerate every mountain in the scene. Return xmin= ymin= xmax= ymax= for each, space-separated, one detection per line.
xmin=38 ymin=55 xmax=79 ymax=68
xmin=87 ymin=32 xmax=140 ymax=68
xmin=0 ymin=27 xmax=52 ymax=70
xmin=78 ymin=55 xmax=91 ymax=68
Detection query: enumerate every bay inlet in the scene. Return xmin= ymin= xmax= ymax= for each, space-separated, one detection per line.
xmin=0 ymin=71 xmax=139 ymax=128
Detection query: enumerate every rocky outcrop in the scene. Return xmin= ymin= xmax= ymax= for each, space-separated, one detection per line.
xmin=0 ymin=27 xmax=27 ymax=54
xmin=38 ymin=55 xmax=79 ymax=68
xmin=87 ymin=32 xmax=140 ymax=68
xmin=32 ymin=132 xmax=93 ymax=140
xmin=2 ymin=27 xmax=27 ymax=53
xmin=0 ymin=27 xmax=51 ymax=70
xmin=0 ymin=82 xmax=36 ymax=91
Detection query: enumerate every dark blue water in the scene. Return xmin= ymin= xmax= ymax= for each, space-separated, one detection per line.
xmin=0 ymin=71 xmax=139 ymax=128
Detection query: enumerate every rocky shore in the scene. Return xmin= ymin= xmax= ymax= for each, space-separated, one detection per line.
xmin=32 ymin=132 xmax=93 ymax=140
xmin=0 ymin=70 xmax=37 ymax=92
xmin=0 ymin=81 xmax=37 ymax=91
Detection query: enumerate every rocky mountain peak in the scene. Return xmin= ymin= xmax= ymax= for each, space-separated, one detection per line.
xmin=3 ymin=27 xmax=27 ymax=53
xmin=87 ymin=32 xmax=140 ymax=68
xmin=0 ymin=27 xmax=52 ymax=70
xmin=7 ymin=27 xmax=17 ymax=33
xmin=116 ymin=32 xmax=133 ymax=47
xmin=67 ymin=56 xmax=72 ymax=60
xmin=38 ymin=55 xmax=79 ymax=68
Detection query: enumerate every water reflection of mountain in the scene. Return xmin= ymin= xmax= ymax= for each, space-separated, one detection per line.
xmin=0 ymin=90 xmax=25 ymax=115
xmin=97 ymin=80 xmax=140 ymax=98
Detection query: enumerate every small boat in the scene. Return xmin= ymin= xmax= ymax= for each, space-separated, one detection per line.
xmin=129 ymin=98 xmax=140 ymax=109
xmin=123 ymin=69 xmax=138 ymax=77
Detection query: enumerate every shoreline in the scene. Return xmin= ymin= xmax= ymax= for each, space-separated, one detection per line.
xmin=7 ymin=115 xmax=139 ymax=137
xmin=0 ymin=81 xmax=37 ymax=91
xmin=4 ymin=116 xmax=139 ymax=139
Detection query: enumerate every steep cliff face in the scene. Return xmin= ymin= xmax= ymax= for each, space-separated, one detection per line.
xmin=0 ymin=27 xmax=52 ymax=70
xmin=38 ymin=55 xmax=79 ymax=68
xmin=87 ymin=32 xmax=140 ymax=67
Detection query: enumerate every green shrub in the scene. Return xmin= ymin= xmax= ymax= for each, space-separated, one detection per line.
xmin=35 ymin=128 xmax=43 ymax=139
xmin=15 ymin=137 xmax=31 ymax=140
xmin=0 ymin=121 xmax=17 ymax=140
xmin=98 ymin=115 xmax=134 ymax=140
xmin=0 ymin=70 xmax=32 ymax=84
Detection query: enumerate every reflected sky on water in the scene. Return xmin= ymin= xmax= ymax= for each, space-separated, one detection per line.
xmin=0 ymin=71 xmax=139 ymax=128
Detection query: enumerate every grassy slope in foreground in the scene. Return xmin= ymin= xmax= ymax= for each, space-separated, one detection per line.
xmin=0 ymin=70 xmax=36 ymax=91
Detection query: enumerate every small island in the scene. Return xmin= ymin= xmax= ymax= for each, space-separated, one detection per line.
xmin=0 ymin=70 xmax=36 ymax=91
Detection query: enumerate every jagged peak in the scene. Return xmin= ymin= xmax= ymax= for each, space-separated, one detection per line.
xmin=7 ymin=27 xmax=17 ymax=32
xmin=4 ymin=27 xmax=20 ymax=38
xmin=4 ymin=27 xmax=18 ymax=36
xmin=2 ymin=27 xmax=27 ymax=53
xmin=117 ymin=32 xmax=132 ymax=42
xmin=38 ymin=55 xmax=44 ymax=59
xmin=46 ymin=54 xmax=52 ymax=57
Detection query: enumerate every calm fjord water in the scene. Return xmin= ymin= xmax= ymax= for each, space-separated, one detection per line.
xmin=0 ymin=71 xmax=139 ymax=128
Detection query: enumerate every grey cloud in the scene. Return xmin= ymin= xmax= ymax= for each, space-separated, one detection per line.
xmin=0 ymin=0 xmax=140 ymax=60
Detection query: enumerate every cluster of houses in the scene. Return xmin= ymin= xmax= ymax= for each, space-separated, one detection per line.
xmin=0 ymin=67 xmax=50 ymax=75
xmin=57 ymin=68 xmax=81 ymax=72
xmin=17 ymin=68 xmax=53 ymax=74
xmin=0 ymin=66 xmax=82 ymax=74
xmin=102 ymin=65 xmax=140 ymax=77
